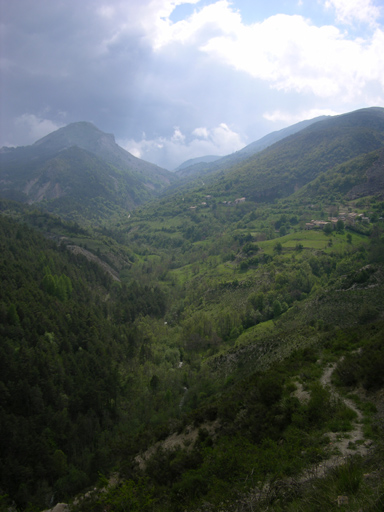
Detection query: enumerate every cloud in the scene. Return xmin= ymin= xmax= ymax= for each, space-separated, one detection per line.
xmin=263 ymin=108 xmax=341 ymax=123
xmin=206 ymin=14 xmax=384 ymax=101
xmin=1 ymin=0 xmax=384 ymax=166
xmin=152 ymin=0 xmax=242 ymax=49
xmin=120 ymin=123 xmax=246 ymax=169
xmin=192 ymin=127 xmax=209 ymax=138
xmin=151 ymin=1 xmax=384 ymax=105
xmin=4 ymin=114 xmax=65 ymax=147
xmin=323 ymin=0 xmax=382 ymax=26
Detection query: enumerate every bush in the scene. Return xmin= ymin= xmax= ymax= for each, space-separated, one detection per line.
xmin=333 ymin=460 xmax=363 ymax=495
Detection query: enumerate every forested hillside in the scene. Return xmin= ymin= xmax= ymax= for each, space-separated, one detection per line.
xmin=175 ymin=115 xmax=328 ymax=177
xmin=1 ymin=108 xmax=384 ymax=512
xmin=0 ymin=213 xmax=177 ymax=509
xmin=0 ymin=123 xmax=176 ymax=225
xmin=200 ymin=107 xmax=384 ymax=202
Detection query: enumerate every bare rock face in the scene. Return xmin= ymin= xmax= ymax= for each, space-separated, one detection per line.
xmin=42 ymin=503 xmax=69 ymax=512
xmin=52 ymin=504 xmax=69 ymax=512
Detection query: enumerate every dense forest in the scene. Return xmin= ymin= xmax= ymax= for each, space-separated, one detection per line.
xmin=1 ymin=108 xmax=384 ymax=511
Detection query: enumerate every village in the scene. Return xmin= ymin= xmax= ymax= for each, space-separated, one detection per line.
xmin=305 ymin=210 xmax=370 ymax=230
xmin=189 ymin=196 xmax=246 ymax=210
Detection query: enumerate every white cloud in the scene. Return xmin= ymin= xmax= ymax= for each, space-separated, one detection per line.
xmin=171 ymin=127 xmax=186 ymax=142
xmin=200 ymin=13 xmax=384 ymax=102
xmin=152 ymin=0 xmax=241 ymax=49
xmin=323 ymin=0 xmax=381 ymax=26
xmin=263 ymin=108 xmax=341 ymax=123
xmin=148 ymin=1 xmax=384 ymax=106
xmin=193 ymin=127 xmax=209 ymax=138
xmin=119 ymin=123 xmax=245 ymax=169
xmin=13 ymin=114 xmax=65 ymax=145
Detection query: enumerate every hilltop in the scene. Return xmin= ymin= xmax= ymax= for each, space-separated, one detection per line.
xmin=201 ymin=107 xmax=384 ymax=202
xmin=175 ymin=114 xmax=328 ymax=178
xmin=0 ymin=122 xmax=177 ymax=224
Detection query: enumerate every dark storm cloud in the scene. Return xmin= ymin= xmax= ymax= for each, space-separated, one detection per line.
xmin=1 ymin=0 xmax=382 ymax=168
xmin=0 ymin=0 xmax=261 ymax=160
xmin=1 ymin=1 xmax=156 ymax=141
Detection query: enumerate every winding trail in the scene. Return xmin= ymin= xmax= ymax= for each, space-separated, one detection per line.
xmin=43 ymin=361 xmax=373 ymax=512
xmin=303 ymin=361 xmax=369 ymax=480
xmin=229 ymin=360 xmax=372 ymax=511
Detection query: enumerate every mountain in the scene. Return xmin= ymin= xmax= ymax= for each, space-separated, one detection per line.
xmin=295 ymin=147 xmax=384 ymax=203
xmin=204 ymin=107 xmax=384 ymax=201
xmin=33 ymin=122 xmax=173 ymax=181
xmin=174 ymin=155 xmax=220 ymax=171
xmin=0 ymin=122 xmax=177 ymax=222
xmin=175 ymin=115 xmax=328 ymax=178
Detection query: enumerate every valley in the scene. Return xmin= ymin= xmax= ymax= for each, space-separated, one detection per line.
xmin=0 ymin=107 xmax=384 ymax=511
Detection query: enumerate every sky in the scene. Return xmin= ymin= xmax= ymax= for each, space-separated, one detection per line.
xmin=1 ymin=0 xmax=384 ymax=170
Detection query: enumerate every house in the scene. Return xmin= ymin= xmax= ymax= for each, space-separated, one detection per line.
xmin=305 ymin=220 xmax=329 ymax=230
xmin=316 ymin=221 xmax=331 ymax=228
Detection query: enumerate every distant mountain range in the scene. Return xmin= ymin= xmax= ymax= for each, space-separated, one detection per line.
xmin=0 ymin=122 xmax=176 ymax=223
xmin=175 ymin=115 xmax=329 ymax=177
xmin=1 ymin=108 xmax=384 ymax=224
xmin=200 ymin=107 xmax=384 ymax=202
xmin=174 ymin=155 xmax=221 ymax=171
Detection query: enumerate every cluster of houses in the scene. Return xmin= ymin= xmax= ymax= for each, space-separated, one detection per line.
xmin=189 ymin=196 xmax=246 ymax=210
xmin=305 ymin=211 xmax=370 ymax=230
xmin=223 ymin=197 xmax=246 ymax=205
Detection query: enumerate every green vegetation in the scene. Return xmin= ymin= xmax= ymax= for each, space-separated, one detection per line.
xmin=1 ymin=108 xmax=384 ymax=511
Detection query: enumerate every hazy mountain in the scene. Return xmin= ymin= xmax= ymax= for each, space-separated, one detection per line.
xmin=0 ymin=122 xmax=177 ymax=222
xmin=174 ymin=155 xmax=220 ymax=171
xmin=175 ymin=115 xmax=328 ymax=178
xmin=33 ymin=122 xmax=173 ymax=182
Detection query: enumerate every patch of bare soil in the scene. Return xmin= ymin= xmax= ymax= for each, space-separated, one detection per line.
xmin=289 ymin=362 xmax=370 ymax=483
xmin=66 ymin=245 xmax=121 ymax=281
xmin=320 ymin=362 xmax=369 ymax=464
xmin=221 ymin=360 xmax=374 ymax=512
xmin=292 ymin=381 xmax=310 ymax=403
xmin=135 ymin=420 xmax=220 ymax=471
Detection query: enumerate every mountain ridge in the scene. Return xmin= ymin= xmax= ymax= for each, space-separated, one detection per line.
xmin=203 ymin=106 xmax=384 ymax=202
xmin=175 ymin=114 xmax=329 ymax=178
xmin=0 ymin=122 xmax=178 ymax=223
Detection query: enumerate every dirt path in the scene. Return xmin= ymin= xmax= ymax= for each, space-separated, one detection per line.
xmin=228 ymin=361 xmax=372 ymax=511
xmin=320 ymin=362 xmax=367 ymax=458
xmin=286 ymin=361 xmax=369 ymax=484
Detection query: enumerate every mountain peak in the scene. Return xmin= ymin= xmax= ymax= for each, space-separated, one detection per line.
xmin=33 ymin=121 xmax=116 ymax=153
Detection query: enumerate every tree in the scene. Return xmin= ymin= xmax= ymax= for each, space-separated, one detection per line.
xmin=336 ymin=219 xmax=345 ymax=233
xmin=273 ymin=300 xmax=282 ymax=318
xmin=323 ymin=223 xmax=333 ymax=235
xmin=150 ymin=374 xmax=160 ymax=392
xmin=7 ymin=303 xmax=20 ymax=325
xmin=274 ymin=242 xmax=283 ymax=254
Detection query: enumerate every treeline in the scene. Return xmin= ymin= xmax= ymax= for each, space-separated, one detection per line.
xmin=0 ymin=216 xmax=169 ymax=509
